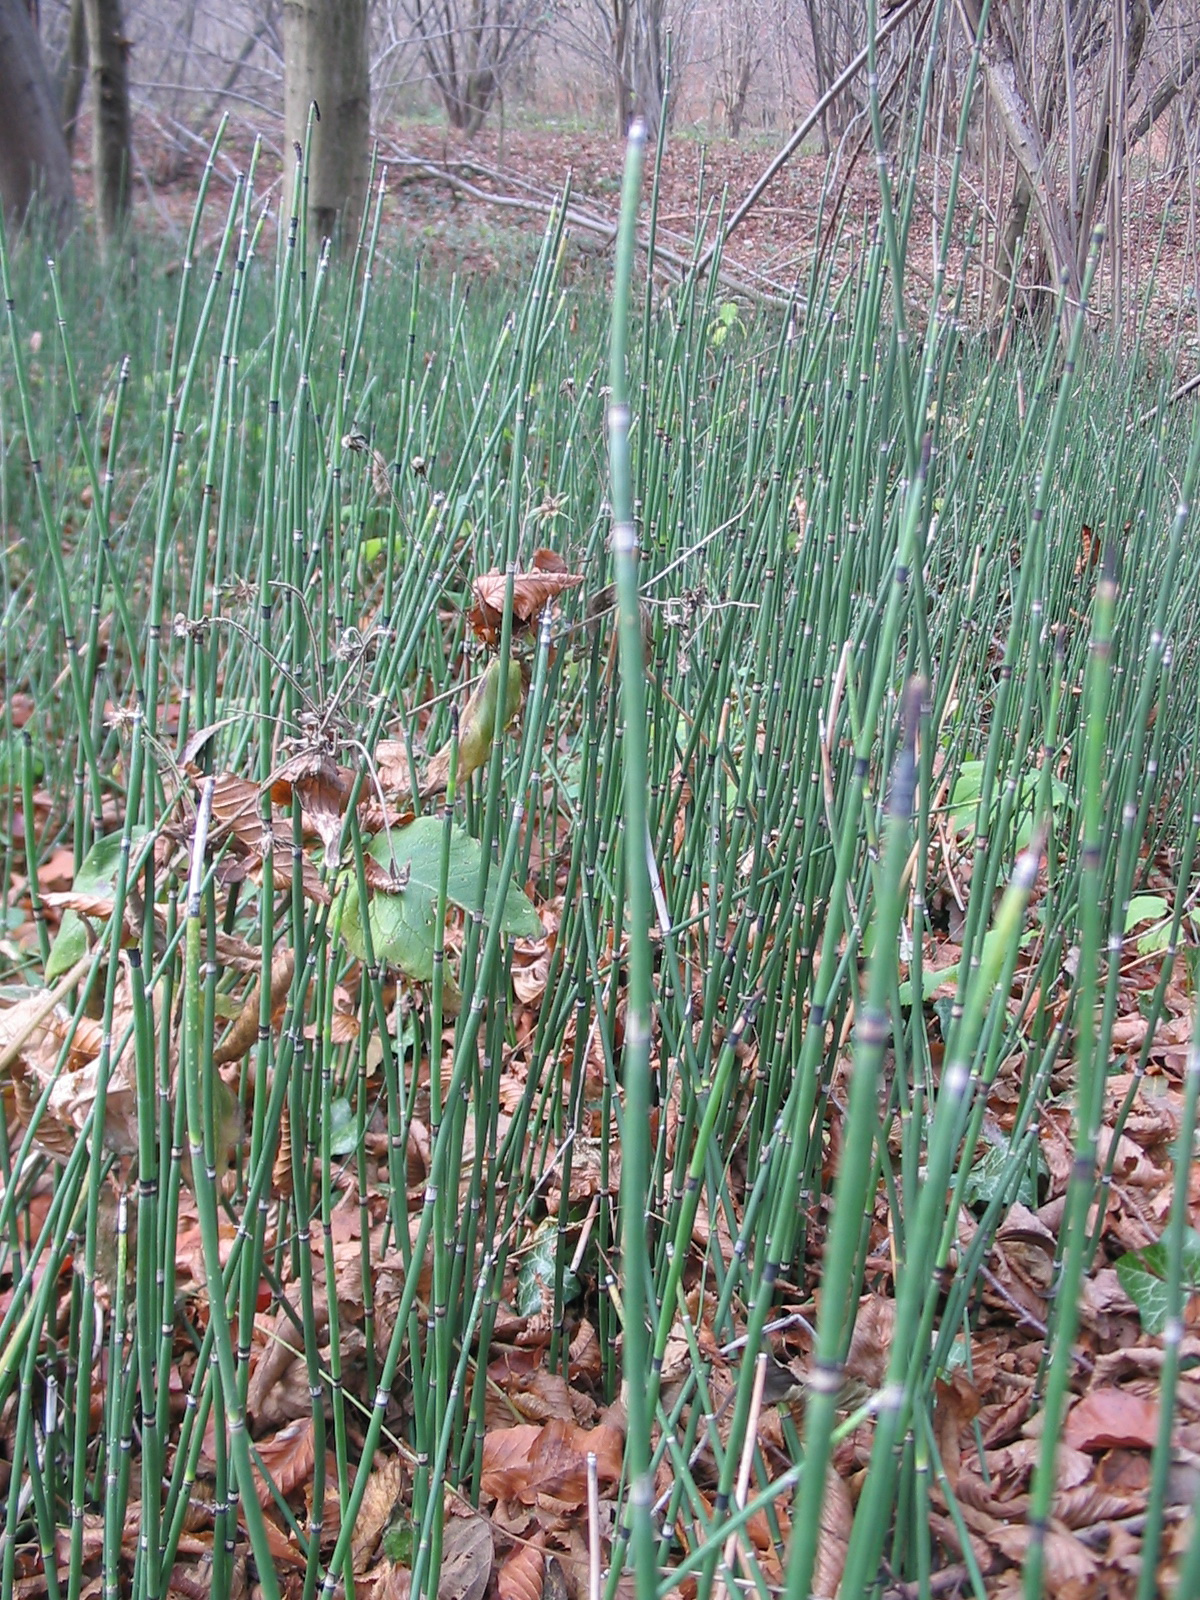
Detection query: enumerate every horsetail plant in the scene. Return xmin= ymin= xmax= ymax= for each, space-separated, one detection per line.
xmin=0 ymin=90 xmax=1198 ymax=1600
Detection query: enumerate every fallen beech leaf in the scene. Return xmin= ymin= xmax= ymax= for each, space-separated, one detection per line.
xmin=502 ymin=1368 xmax=581 ymax=1426
xmin=252 ymin=1416 xmax=315 ymax=1506
xmin=812 ymin=1468 xmax=852 ymax=1600
xmin=989 ymin=1518 xmax=1097 ymax=1589
xmin=213 ymin=949 xmax=295 ymax=1067
xmin=206 ymin=770 xmax=268 ymax=853
xmin=439 ymin=1512 xmax=492 ymax=1600
xmin=844 ymin=1295 xmax=894 ymax=1389
xmin=269 ymin=752 xmax=354 ymax=867
xmin=1074 ymin=523 xmax=1099 ymax=580
xmin=369 ymin=1560 xmax=413 ymax=1600
xmin=374 ymin=740 xmax=417 ymax=795
xmin=1053 ymin=1479 xmax=1148 ymax=1528
xmin=352 ymin=1455 xmax=406 ymax=1575
xmin=469 ymin=561 xmax=583 ymax=644
xmin=512 ymin=933 xmax=553 ymax=1006
xmin=474 ymin=567 xmax=583 ymax=621
xmin=480 ymin=1419 xmax=623 ymax=1506
xmin=1063 ymin=1388 xmax=1160 ymax=1452
xmin=497 ymin=1531 xmax=545 ymax=1600
xmin=568 ymin=1320 xmax=602 ymax=1384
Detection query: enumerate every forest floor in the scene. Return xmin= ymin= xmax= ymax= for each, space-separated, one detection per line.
xmin=120 ymin=113 xmax=1200 ymax=357
xmin=6 ymin=104 xmax=1196 ymax=1600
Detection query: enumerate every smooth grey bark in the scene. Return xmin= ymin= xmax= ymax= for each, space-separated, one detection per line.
xmin=82 ymin=0 xmax=131 ymax=250
xmin=58 ymin=0 xmax=88 ymax=157
xmin=282 ymin=0 xmax=370 ymax=248
xmin=608 ymin=0 xmax=666 ymax=138
xmin=630 ymin=0 xmax=666 ymax=137
xmin=0 ymin=0 xmax=76 ymax=238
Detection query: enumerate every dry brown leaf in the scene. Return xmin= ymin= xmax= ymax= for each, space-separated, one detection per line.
xmin=502 ymin=1369 xmax=584 ymax=1426
xmin=205 ymin=770 xmax=268 ymax=852
xmin=364 ymin=1561 xmax=412 ymax=1600
xmin=373 ymin=740 xmax=417 ymax=795
xmin=512 ymin=935 xmax=553 ymax=1006
xmin=1063 ymin=1387 xmax=1160 ymax=1453
xmin=568 ymin=1320 xmax=602 ymax=1384
xmin=497 ymin=1531 xmax=545 ymax=1600
xmin=243 ymin=1508 xmax=308 ymax=1572
xmin=352 ymin=1456 xmax=406 ymax=1575
xmin=252 ymin=1417 xmax=315 ymax=1506
xmin=469 ymin=558 xmax=583 ymax=644
xmin=933 ymin=1371 xmax=982 ymax=1489
xmin=989 ymin=1518 xmax=1098 ymax=1591
xmin=273 ymin=1100 xmax=295 ymax=1201
xmin=15 ymin=1014 xmax=142 ymax=1158
xmin=190 ymin=769 xmax=333 ymax=905
xmin=247 ymin=1303 xmax=311 ymax=1428
xmin=811 ymin=1468 xmax=852 ymax=1600
xmin=843 ymin=1295 xmax=894 ymax=1389
xmin=439 ymin=1511 xmax=493 ymax=1600
xmin=246 ymin=845 xmax=332 ymax=906
xmin=480 ymin=1419 xmax=623 ymax=1507
xmin=1053 ymin=1478 xmax=1147 ymax=1528
xmin=269 ymin=752 xmax=355 ymax=867
xmin=1074 ymin=523 xmax=1100 ymax=580
xmin=213 ymin=949 xmax=295 ymax=1067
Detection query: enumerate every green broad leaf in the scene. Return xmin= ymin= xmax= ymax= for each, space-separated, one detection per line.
xmin=962 ymin=1131 xmax=1044 ymax=1210
xmin=1122 ymin=893 xmax=1184 ymax=956
xmin=947 ymin=759 xmax=986 ymax=830
xmin=381 ymin=1525 xmax=414 ymax=1564
xmin=46 ymin=828 xmax=149 ymax=982
xmin=1124 ymin=894 xmax=1170 ymax=930
xmin=1116 ymin=1230 xmax=1200 ymax=1336
xmin=948 ymin=759 xmax=1069 ymax=850
xmin=0 ymin=732 xmax=42 ymax=788
xmin=327 ymin=1096 xmax=360 ymax=1156
xmin=899 ymin=926 xmax=1037 ymax=1005
xmin=340 ymin=817 xmax=541 ymax=980
xmin=516 ymin=1221 xmax=580 ymax=1317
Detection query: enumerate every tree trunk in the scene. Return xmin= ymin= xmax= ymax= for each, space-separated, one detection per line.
xmin=58 ymin=0 xmax=87 ymax=157
xmin=955 ymin=0 xmax=1081 ymax=319
xmin=630 ymin=0 xmax=665 ymax=140
xmin=804 ymin=0 xmax=832 ymax=151
xmin=0 ymin=0 xmax=75 ymax=239
xmin=612 ymin=0 xmax=633 ymax=137
xmin=82 ymin=0 xmax=130 ymax=251
xmin=282 ymin=0 xmax=370 ymax=250
xmin=727 ymin=51 xmax=753 ymax=139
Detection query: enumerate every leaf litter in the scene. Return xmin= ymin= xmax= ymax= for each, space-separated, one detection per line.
xmin=1 ymin=542 xmax=1199 ymax=1600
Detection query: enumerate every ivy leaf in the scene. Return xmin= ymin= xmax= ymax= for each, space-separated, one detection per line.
xmin=517 ymin=1220 xmax=580 ymax=1316
xmin=962 ymin=1130 xmax=1044 ymax=1210
xmin=327 ymin=1096 xmax=359 ymax=1156
xmin=1116 ymin=1229 xmax=1200 ymax=1336
xmin=340 ymin=817 xmax=541 ymax=980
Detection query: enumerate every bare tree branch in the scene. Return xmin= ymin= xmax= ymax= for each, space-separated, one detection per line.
xmin=956 ymin=0 xmax=1083 ymax=306
xmin=1128 ymin=34 xmax=1200 ymax=146
xmin=696 ymin=0 xmax=926 ymax=274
